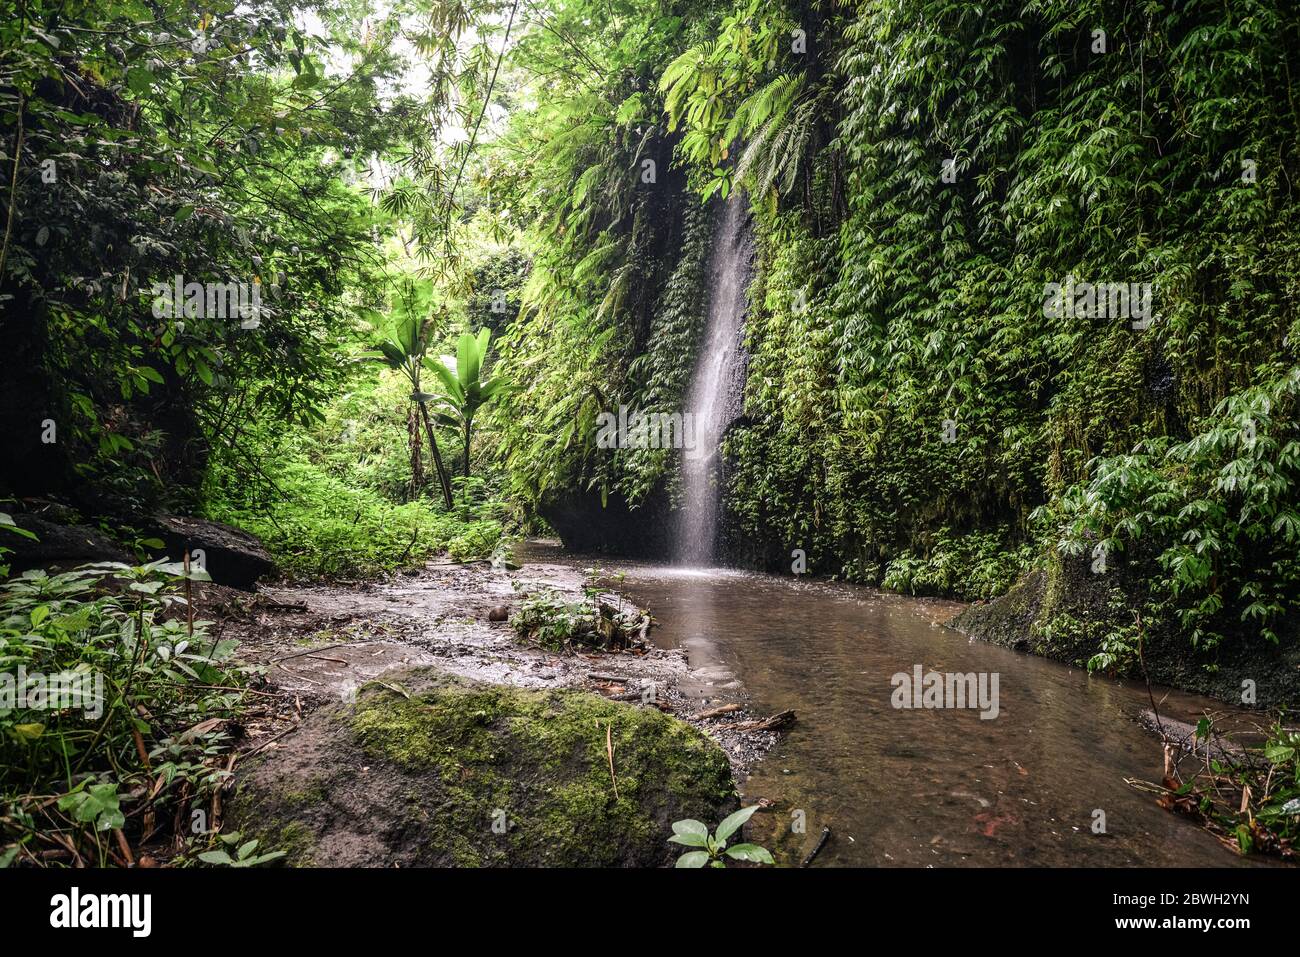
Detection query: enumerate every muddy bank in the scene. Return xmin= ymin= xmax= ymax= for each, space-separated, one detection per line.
xmin=200 ymin=552 xmax=784 ymax=774
xmin=194 ymin=550 xmax=787 ymax=865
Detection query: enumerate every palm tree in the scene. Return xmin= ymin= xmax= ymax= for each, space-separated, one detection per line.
xmin=430 ymin=328 xmax=512 ymax=486
xmin=368 ymin=281 xmax=454 ymax=509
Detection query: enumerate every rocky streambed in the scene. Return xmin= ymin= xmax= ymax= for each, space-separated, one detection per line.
xmin=200 ymin=552 xmax=785 ymax=866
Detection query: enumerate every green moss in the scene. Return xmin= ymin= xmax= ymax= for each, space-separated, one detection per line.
xmin=348 ymin=680 xmax=735 ymax=864
xmin=352 ymin=685 xmax=508 ymax=772
xmin=1041 ymin=550 xmax=1066 ymax=624
xmin=279 ymin=779 xmax=329 ymax=809
xmin=231 ymin=672 xmax=736 ymax=866
xmin=274 ymin=821 xmax=317 ymax=866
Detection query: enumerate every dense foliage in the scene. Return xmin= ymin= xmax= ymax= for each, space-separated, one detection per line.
xmin=1 ymin=0 xmax=519 ymax=565
xmin=0 ymin=0 xmax=405 ymax=512
xmin=0 ymin=561 xmax=247 ymax=866
xmin=2 ymin=0 xmax=1299 ymax=864
xmin=490 ymin=0 xmax=1300 ymax=672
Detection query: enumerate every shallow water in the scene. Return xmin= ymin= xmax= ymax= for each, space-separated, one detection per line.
xmin=532 ymin=544 xmax=1269 ymax=867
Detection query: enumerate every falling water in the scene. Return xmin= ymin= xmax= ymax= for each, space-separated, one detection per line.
xmin=676 ymin=195 xmax=756 ymax=566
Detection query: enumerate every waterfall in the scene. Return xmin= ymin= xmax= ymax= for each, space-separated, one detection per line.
xmin=675 ymin=195 xmax=755 ymax=566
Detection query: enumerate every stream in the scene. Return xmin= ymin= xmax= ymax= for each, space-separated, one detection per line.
xmin=580 ymin=193 xmax=1270 ymax=867
xmin=525 ymin=542 xmax=1267 ymax=868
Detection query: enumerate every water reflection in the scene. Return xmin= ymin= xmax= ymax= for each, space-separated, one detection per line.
xmin=550 ymin=544 xmax=1269 ymax=867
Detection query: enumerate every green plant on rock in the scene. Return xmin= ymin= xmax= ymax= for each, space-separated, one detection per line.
xmin=669 ymin=805 xmax=774 ymax=868
xmin=509 ymin=586 xmax=644 ymax=652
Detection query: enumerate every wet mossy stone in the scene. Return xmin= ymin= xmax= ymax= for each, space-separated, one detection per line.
xmin=227 ymin=670 xmax=737 ymax=866
xmin=953 ymin=555 xmax=1300 ymax=706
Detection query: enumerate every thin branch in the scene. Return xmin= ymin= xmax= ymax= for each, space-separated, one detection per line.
xmin=440 ymin=0 xmax=522 ymax=239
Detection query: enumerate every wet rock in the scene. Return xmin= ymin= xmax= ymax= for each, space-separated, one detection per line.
xmin=228 ymin=670 xmax=738 ymax=866
xmin=951 ymin=553 xmax=1300 ymax=705
xmin=1137 ymin=710 xmax=1246 ymax=761
xmin=4 ymin=515 xmax=133 ymax=571
xmin=148 ymin=514 xmax=276 ymax=590
xmin=538 ymin=487 xmax=675 ymax=558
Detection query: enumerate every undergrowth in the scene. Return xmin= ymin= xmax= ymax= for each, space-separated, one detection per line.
xmin=203 ymin=371 xmax=508 ymax=578
xmin=0 ymin=560 xmax=256 ymax=868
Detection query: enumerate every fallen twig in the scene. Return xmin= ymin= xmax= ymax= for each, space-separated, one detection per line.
xmin=800 ymin=826 xmax=831 ymax=868
xmin=243 ymin=723 xmax=300 ymax=757
xmin=113 ymin=828 xmax=135 ymax=867
xmin=260 ymin=600 xmax=309 ymax=613
xmin=730 ymin=710 xmax=797 ymax=733
xmin=694 ymin=703 xmax=743 ymax=720
xmin=272 ymin=643 xmax=353 ymax=663
xmin=605 ymin=721 xmax=619 ymax=801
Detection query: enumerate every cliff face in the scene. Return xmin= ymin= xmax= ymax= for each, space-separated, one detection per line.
xmin=951 ymin=553 xmax=1300 ymax=709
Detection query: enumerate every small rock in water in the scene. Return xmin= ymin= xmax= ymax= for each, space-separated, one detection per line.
xmin=488 ymin=605 xmax=509 ymax=622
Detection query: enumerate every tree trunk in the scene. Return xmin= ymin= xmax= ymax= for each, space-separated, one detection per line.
xmin=418 ymin=402 xmax=454 ymax=509
xmin=462 ymin=417 xmax=473 ymax=481
xmin=0 ymin=290 xmax=72 ymax=498
xmin=406 ymin=404 xmax=423 ymax=501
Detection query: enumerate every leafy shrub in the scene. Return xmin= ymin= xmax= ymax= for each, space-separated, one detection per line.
xmin=882 ymin=527 xmax=1035 ymax=600
xmin=509 ymin=587 xmax=644 ymax=652
xmin=1055 ymin=365 xmax=1300 ymax=654
xmin=0 ymin=561 xmax=249 ymax=868
xmin=446 ymin=522 xmax=504 ymax=563
xmin=1156 ymin=716 xmax=1300 ymax=859
xmin=206 ymin=451 xmax=493 ymax=577
xmin=203 ymin=375 xmax=509 ymax=577
xmin=191 ymin=831 xmax=286 ymax=868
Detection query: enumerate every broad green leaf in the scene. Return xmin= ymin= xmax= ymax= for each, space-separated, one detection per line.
xmin=668 ymin=831 xmax=709 ymax=848
xmin=0 ymin=514 xmax=38 ymax=540
xmin=1264 ymin=743 xmax=1296 ymax=764
xmin=714 ymin=805 xmax=760 ymax=843
xmin=723 ymin=843 xmax=774 ymax=864
xmin=457 ymin=332 xmax=478 ymax=386
xmin=432 ymin=360 xmax=465 ymax=405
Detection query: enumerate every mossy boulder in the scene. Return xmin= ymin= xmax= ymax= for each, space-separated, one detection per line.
xmin=953 ymin=552 xmax=1300 ymax=707
xmin=227 ymin=670 xmax=737 ymax=866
